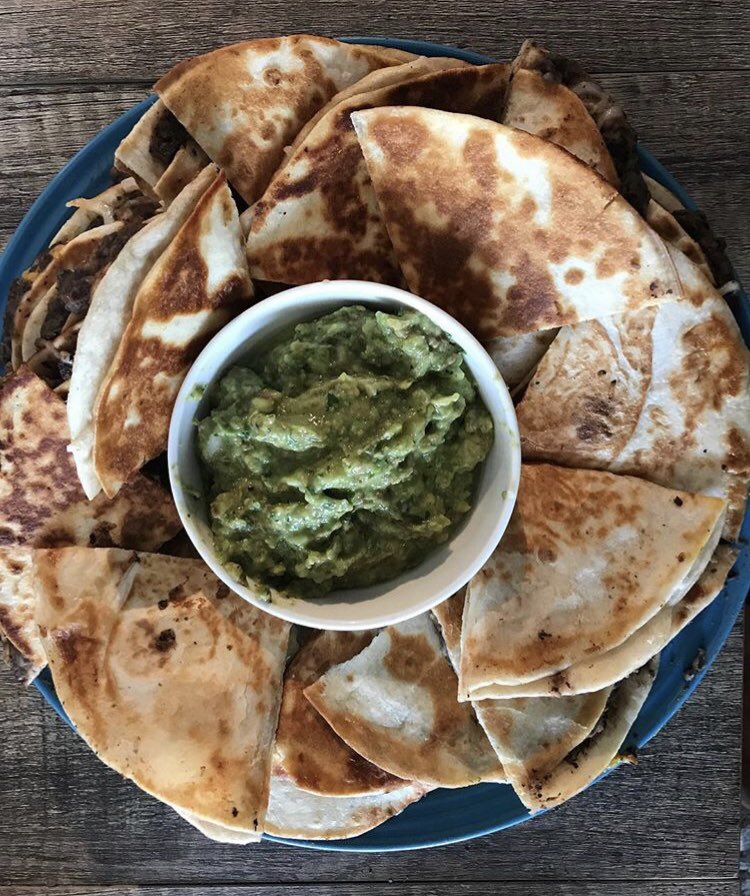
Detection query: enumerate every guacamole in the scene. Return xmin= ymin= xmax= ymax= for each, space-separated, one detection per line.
xmin=197 ymin=305 xmax=493 ymax=597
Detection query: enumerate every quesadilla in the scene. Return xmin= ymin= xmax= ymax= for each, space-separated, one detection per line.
xmin=491 ymin=662 xmax=656 ymax=812
xmin=645 ymin=200 xmax=712 ymax=283
xmin=511 ymin=39 xmax=649 ymax=216
xmin=265 ymin=768 xmax=428 ymax=840
xmin=459 ymin=464 xmax=725 ymax=699
xmin=433 ymin=588 xmax=611 ymax=783
xmin=92 ymin=171 xmax=252 ymax=498
xmin=0 ymin=547 xmax=41 ymax=682
xmin=68 ymin=165 xmax=217 ymax=499
xmin=0 ymin=367 xmax=181 ymax=676
xmin=35 ymin=547 xmax=290 ymax=833
xmin=644 ymin=174 xmax=734 ymax=289
xmin=154 ymin=36 xmax=415 ymax=204
xmin=483 ymin=545 xmax=736 ymax=698
xmin=305 ymin=613 xmax=505 ymax=788
xmin=174 ymin=806 xmax=261 ymax=844
xmin=10 ymin=183 xmax=160 ymax=374
xmin=275 ymin=630 xmax=404 ymax=797
xmin=516 ymin=265 xmax=750 ymax=539
xmin=246 ymin=61 xmax=509 ymax=285
xmin=502 ymin=67 xmax=617 ymax=184
xmin=353 ymin=107 xmax=684 ymax=341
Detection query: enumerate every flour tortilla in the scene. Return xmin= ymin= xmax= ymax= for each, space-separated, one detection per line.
xmin=246 ymin=62 xmax=509 ymax=285
xmin=155 ymin=36 xmax=414 ymax=204
xmin=20 ymin=221 xmax=124 ymax=363
xmin=0 ymin=367 xmax=180 ymax=681
xmin=484 ymin=330 xmax=558 ymax=392
xmin=153 ymin=140 xmax=210 ymax=204
xmin=516 ymin=264 xmax=750 ymax=539
xmin=460 ymin=464 xmax=725 ymax=699
xmin=92 ymin=172 xmax=252 ymax=498
xmin=503 ymin=68 xmax=617 ymax=183
xmin=35 ymin=548 xmax=290 ymax=833
xmin=433 ymin=588 xmax=611 ymax=791
xmin=68 ymin=164 xmax=217 ymax=498
xmin=265 ymin=769 xmax=428 ymax=840
xmin=174 ymin=807 xmax=261 ymax=844
xmin=645 ymin=199 xmax=712 ymax=283
xmin=516 ymin=661 xmax=657 ymax=811
xmin=481 ymin=545 xmax=737 ymax=698
xmin=275 ymin=629 xmax=404 ymax=797
xmin=353 ymin=107 xmax=683 ymax=340
xmin=115 ymin=99 xmax=177 ymax=191
xmin=305 ymin=613 xmax=505 ymax=788
xmin=0 ymin=547 xmax=42 ymax=682
xmin=0 ymin=367 xmax=180 ymax=549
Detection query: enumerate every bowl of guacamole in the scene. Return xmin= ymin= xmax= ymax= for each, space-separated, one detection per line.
xmin=168 ymin=280 xmax=521 ymax=630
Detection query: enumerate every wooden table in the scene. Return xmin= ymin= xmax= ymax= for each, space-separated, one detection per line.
xmin=1 ymin=3 xmax=748 ymax=894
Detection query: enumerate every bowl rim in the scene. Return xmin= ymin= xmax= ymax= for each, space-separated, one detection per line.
xmin=168 ymin=279 xmax=521 ymax=630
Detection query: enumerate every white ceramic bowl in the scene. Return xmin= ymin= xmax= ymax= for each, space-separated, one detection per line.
xmin=168 ymin=280 xmax=521 ymax=630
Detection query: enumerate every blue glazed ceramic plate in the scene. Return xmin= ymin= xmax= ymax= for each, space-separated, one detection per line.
xmin=1 ymin=38 xmax=748 ymax=853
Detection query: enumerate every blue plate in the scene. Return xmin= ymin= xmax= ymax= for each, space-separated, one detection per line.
xmin=1 ymin=38 xmax=748 ymax=853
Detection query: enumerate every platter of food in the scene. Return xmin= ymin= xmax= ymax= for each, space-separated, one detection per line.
xmin=0 ymin=34 xmax=748 ymax=853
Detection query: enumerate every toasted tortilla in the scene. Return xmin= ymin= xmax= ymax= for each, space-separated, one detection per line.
xmin=0 ymin=547 xmax=42 ymax=682
xmin=484 ymin=330 xmax=557 ymax=392
xmin=246 ymin=62 xmax=509 ymax=285
xmin=353 ymin=108 xmax=683 ymax=340
xmin=518 ymin=661 xmax=657 ymax=811
xmin=433 ymin=589 xmax=611 ymax=787
xmin=0 ymin=368 xmax=181 ymax=675
xmin=0 ymin=367 xmax=180 ymax=549
xmin=68 ymin=165 xmax=217 ymax=499
xmin=645 ymin=199 xmax=712 ymax=283
xmin=305 ymin=613 xmax=505 ymax=788
xmin=20 ymin=221 xmax=124 ymax=364
xmin=511 ymin=39 xmax=649 ymax=217
xmin=516 ymin=266 xmax=750 ymax=539
xmin=459 ymin=464 xmax=725 ymax=699
xmin=503 ymin=68 xmax=617 ymax=183
xmin=92 ymin=172 xmax=252 ymax=498
xmin=153 ymin=140 xmax=210 ymax=204
xmin=265 ymin=769 xmax=428 ymax=840
xmin=275 ymin=630 xmax=404 ymax=797
xmin=483 ymin=545 xmax=736 ymax=698
xmin=35 ymin=548 xmax=290 ymax=833
xmin=155 ymin=36 xmax=414 ymax=204
xmin=174 ymin=807 xmax=261 ymax=844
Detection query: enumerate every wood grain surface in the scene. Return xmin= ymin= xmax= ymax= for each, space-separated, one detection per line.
xmin=0 ymin=2 xmax=747 ymax=894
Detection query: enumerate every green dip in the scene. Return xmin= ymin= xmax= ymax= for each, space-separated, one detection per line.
xmin=197 ymin=305 xmax=493 ymax=596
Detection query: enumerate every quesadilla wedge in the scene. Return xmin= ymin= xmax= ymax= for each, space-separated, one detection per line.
xmin=0 ymin=547 xmax=42 ymax=682
xmin=645 ymin=199 xmax=712 ymax=283
xmin=35 ymin=548 xmax=290 ymax=833
xmin=275 ymin=630 xmax=404 ymax=797
xmin=514 ymin=661 xmax=657 ymax=811
xmin=154 ymin=36 xmax=415 ymax=204
xmin=502 ymin=67 xmax=617 ymax=184
xmin=0 ymin=368 xmax=181 ymax=676
xmin=481 ymin=545 xmax=737 ymax=698
xmin=433 ymin=588 xmax=611 ymax=788
xmin=246 ymin=62 xmax=509 ymax=285
xmin=174 ymin=806 xmax=261 ymax=844
xmin=7 ymin=180 xmax=161 ymax=371
xmin=92 ymin=171 xmax=252 ymax=498
xmin=511 ymin=39 xmax=649 ymax=216
xmin=353 ymin=108 xmax=684 ymax=340
xmin=153 ymin=140 xmax=211 ymax=204
xmin=68 ymin=164 xmax=217 ymax=499
xmin=459 ymin=464 xmax=725 ymax=699
xmin=265 ymin=768 xmax=428 ymax=840
xmin=305 ymin=613 xmax=505 ymax=788
xmin=516 ymin=265 xmax=750 ymax=539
